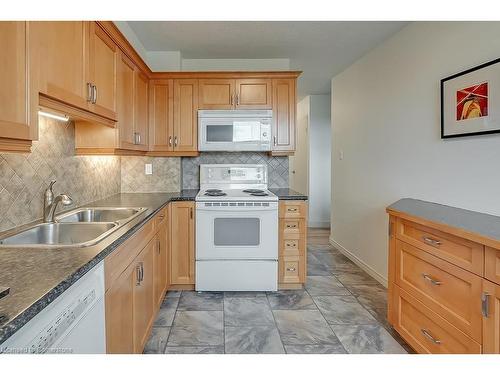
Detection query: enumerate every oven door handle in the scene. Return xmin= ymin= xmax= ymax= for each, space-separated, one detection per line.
xmin=196 ymin=207 xmax=278 ymax=212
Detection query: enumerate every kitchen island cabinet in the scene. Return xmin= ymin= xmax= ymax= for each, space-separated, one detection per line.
xmin=387 ymin=198 xmax=500 ymax=354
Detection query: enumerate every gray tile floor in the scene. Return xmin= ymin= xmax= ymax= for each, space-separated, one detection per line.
xmin=143 ymin=242 xmax=412 ymax=354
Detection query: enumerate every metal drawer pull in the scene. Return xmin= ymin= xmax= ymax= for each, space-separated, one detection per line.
xmin=286 ymin=267 xmax=296 ymax=272
xmin=286 ymin=224 xmax=297 ymax=229
xmin=422 ymin=273 xmax=442 ymax=286
xmin=288 ymin=208 xmax=298 ymax=212
xmin=482 ymin=293 xmax=490 ymax=318
xmin=136 ymin=264 xmax=142 ymax=286
xmin=286 ymin=242 xmax=296 ymax=247
xmin=169 ymin=136 xmax=173 ymax=146
xmin=422 ymin=236 xmax=442 ymax=246
xmin=421 ymin=328 xmax=441 ymax=345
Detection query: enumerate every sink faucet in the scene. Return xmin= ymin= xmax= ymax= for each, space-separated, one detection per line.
xmin=43 ymin=180 xmax=73 ymax=223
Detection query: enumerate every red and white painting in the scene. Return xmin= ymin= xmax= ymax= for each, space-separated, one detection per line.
xmin=456 ymin=82 xmax=488 ymax=121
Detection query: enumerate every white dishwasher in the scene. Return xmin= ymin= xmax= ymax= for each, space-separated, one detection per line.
xmin=1 ymin=262 xmax=106 ymax=354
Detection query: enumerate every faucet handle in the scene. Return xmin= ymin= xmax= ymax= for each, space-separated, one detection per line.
xmin=60 ymin=194 xmax=73 ymax=206
xmin=48 ymin=180 xmax=56 ymax=191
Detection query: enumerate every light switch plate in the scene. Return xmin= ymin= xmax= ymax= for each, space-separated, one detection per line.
xmin=145 ymin=163 xmax=153 ymax=175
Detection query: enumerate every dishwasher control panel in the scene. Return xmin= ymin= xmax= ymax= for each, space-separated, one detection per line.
xmin=27 ymin=289 xmax=97 ymax=353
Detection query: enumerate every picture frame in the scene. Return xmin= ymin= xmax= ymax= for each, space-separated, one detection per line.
xmin=441 ymin=57 xmax=500 ymax=139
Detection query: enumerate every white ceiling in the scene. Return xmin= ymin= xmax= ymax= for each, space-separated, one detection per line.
xmin=126 ymin=21 xmax=408 ymax=96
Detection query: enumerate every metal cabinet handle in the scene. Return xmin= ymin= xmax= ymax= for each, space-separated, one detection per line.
xmin=140 ymin=263 xmax=144 ymax=282
xmin=286 ymin=267 xmax=296 ymax=272
xmin=137 ymin=133 xmax=141 ymax=144
xmin=87 ymin=83 xmax=93 ymax=102
xmin=136 ymin=264 xmax=142 ymax=286
xmin=420 ymin=328 xmax=441 ymax=345
xmin=169 ymin=136 xmax=173 ymax=146
xmin=230 ymin=94 xmax=234 ymax=106
xmin=422 ymin=236 xmax=442 ymax=247
xmin=190 ymin=207 xmax=193 ymax=219
xmin=174 ymin=136 xmax=178 ymax=147
xmin=133 ymin=132 xmax=138 ymax=145
xmin=236 ymin=94 xmax=239 ymax=105
xmin=286 ymin=224 xmax=297 ymax=229
xmin=482 ymin=293 xmax=490 ymax=317
xmin=157 ymin=238 xmax=161 ymax=254
xmin=286 ymin=242 xmax=296 ymax=247
xmin=422 ymin=273 xmax=442 ymax=286
xmin=93 ymin=85 xmax=98 ymax=104
xmin=273 ymin=136 xmax=277 ymax=146
xmin=288 ymin=208 xmax=298 ymax=212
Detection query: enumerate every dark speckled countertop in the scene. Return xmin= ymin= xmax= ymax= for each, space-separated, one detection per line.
xmin=269 ymin=188 xmax=308 ymax=200
xmin=0 ymin=187 xmax=305 ymax=345
xmin=0 ymin=190 xmax=197 ymax=345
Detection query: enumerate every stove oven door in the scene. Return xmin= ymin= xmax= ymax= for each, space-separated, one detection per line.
xmin=195 ymin=202 xmax=278 ymax=260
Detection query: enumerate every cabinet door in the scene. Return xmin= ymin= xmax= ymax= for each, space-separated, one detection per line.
xmin=30 ymin=21 xmax=89 ymax=110
xmin=483 ymin=280 xmax=500 ymax=354
xmin=88 ymin=22 xmax=117 ymax=120
xmin=116 ymin=52 xmax=136 ymax=150
xmin=134 ymin=70 xmax=149 ymax=151
xmin=149 ymin=79 xmax=174 ymax=152
xmin=236 ymin=78 xmax=272 ymax=109
xmin=271 ymin=78 xmax=296 ymax=153
xmin=173 ymin=79 xmax=198 ymax=152
xmin=0 ymin=22 xmax=33 ymax=142
xmin=133 ymin=239 xmax=155 ymax=353
xmin=105 ymin=263 xmax=135 ymax=354
xmin=199 ymin=79 xmax=235 ymax=109
xmin=154 ymin=222 xmax=168 ymax=307
xmin=169 ymin=202 xmax=195 ymax=285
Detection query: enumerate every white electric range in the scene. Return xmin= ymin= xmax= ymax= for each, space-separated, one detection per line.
xmin=195 ymin=164 xmax=278 ymax=291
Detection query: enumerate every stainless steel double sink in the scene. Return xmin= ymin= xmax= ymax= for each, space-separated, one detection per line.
xmin=0 ymin=207 xmax=147 ymax=248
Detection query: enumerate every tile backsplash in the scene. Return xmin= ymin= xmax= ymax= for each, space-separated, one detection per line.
xmin=181 ymin=152 xmax=289 ymax=189
xmin=0 ymin=117 xmax=121 ymax=232
xmin=121 ymin=156 xmax=180 ymax=193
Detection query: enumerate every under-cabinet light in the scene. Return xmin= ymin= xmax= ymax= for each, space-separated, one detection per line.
xmin=38 ymin=110 xmax=69 ymax=122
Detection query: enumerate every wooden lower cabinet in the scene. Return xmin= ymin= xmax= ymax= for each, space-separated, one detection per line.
xmin=483 ymin=280 xmax=500 ymax=353
xmin=105 ymin=260 xmax=135 ymax=354
xmin=105 ymin=209 xmax=169 ymax=353
xmin=169 ymin=201 xmax=195 ymax=287
xmin=387 ymin=205 xmax=500 ymax=354
xmin=278 ymin=200 xmax=307 ymax=289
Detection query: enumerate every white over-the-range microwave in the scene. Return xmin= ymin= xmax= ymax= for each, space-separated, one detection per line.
xmin=198 ymin=110 xmax=272 ymax=152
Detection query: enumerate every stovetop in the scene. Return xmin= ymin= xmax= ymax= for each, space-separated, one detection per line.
xmin=196 ymin=188 xmax=278 ymax=202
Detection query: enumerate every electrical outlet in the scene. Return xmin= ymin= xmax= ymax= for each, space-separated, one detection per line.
xmin=145 ymin=163 xmax=153 ymax=175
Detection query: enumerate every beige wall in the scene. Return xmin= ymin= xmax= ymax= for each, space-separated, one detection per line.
xmin=331 ymin=22 xmax=500 ymax=285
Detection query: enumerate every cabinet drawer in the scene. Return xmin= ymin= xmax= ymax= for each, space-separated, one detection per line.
xmin=155 ymin=207 xmax=167 ymax=228
xmin=395 ymin=241 xmax=482 ymax=342
xmin=393 ymin=287 xmax=481 ymax=354
xmin=279 ymin=201 xmax=307 ymax=219
xmin=396 ymin=219 xmax=484 ymax=275
xmin=280 ymin=238 xmax=305 ymax=257
xmin=279 ymin=256 xmax=305 ymax=284
xmin=485 ymin=247 xmax=500 ymax=285
xmin=280 ymin=219 xmax=306 ymax=239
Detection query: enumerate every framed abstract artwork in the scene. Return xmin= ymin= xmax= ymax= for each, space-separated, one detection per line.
xmin=441 ymin=58 xmax=500 ymax=138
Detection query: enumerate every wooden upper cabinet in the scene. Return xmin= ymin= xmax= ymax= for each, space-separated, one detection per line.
xmin=88 ymin=22 xmax=117 ymax=120
xmin=116 ymin=52 xmax=136 ymax=150
xmin=236 ymin=78 xmax=272 ymax=109
xmin=0 ymin=22 xmax=34 ymax=151
xmin=169 ymin=201 xmax=195 ymax=285
xmin=199 ymin=79 xmax=235 ymax=109
xmin=272 ymin=78 xmax=296 ymax=153
xmin=173 ymin=79 xmax=198 ymax=153
xmin=149 ymin=79 xmax=174 ymax=152
xmin=198 ymin=78 xmax=272 ymax=110
xmin=30 ymin=21 xmax=89 ymax=110
xmin=483 ymin=280 xmax=500 ymax=354
xmin=134 ymin=70 xmax=149 ymax=150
